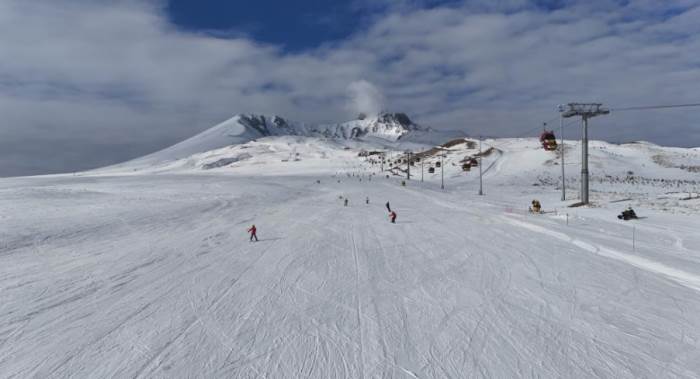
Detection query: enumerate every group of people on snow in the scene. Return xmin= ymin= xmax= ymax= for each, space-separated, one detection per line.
xmin=249 ymin=194 xmax=643 ymax=242
xmin=247 ymin=197 xmax=398 ymax=242
xmin=340 ymin=197 xmax=397 ymax=223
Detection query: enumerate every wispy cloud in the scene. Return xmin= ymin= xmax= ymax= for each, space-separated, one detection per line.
xmin=1 ymin=0 xmax=699 ymax=175
xmin=347 ymin=80 xmax=385 ymax=117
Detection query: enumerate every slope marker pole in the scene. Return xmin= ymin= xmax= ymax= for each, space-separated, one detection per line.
xmin=440 ymin=154 xmax=445 ymax=190
xmin=558 ymin=108 xmax=566 ymax=201
xmin=478 ymin=136 xmax=483 ymax=196
xmin=406 ymin=151 xmax=411 ymax=180
xmin=421 ymin=152 xmax=424 ymax=182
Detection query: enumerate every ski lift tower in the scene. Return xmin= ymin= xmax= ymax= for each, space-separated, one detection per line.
xmin=561 ymin=103 xmax=609 ymax=205
xmin=435 ymin=147 xmax=448 ymax=190
xmin=405 ymin=150 xmax=412 ymax=180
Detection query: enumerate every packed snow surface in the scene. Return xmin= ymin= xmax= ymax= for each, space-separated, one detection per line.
xmin=2 ymin=133 xmax=700 ymax=378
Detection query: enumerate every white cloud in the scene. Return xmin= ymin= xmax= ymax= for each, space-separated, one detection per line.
xmin=347 ymin=80 xmax=385 ymax=117
xmin=1 ymin=0 xmax=699 ymax=175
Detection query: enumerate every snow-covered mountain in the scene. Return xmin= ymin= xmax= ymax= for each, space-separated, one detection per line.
xmin=124 ymin=112 xmax=451 ymax=168
xmin=98 ymin=123 xmax=700 ymax=215
xmin=234 ymin=112 xmax=428 ymax=140
xmin=96 ymin=108 xmax=700 ymax=213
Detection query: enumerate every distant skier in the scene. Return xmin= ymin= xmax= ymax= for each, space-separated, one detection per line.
xmin=247 ymin=225 xmax=258 ymax=242
xmin=366 ymin=197 xmax=370 ymax=204
xmin=389 ymin=211 xmax=397 ymax=224
xmin=385 ymin=202 xmax=391 ymax=212
xmin=344 ymin=198 xmax=349 ymax=207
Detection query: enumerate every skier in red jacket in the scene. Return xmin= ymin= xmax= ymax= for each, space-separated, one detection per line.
xmin=389 ymin=211 xmax=397 ymax=224
xmin=248 ymin=225 xmax=258 ymax=242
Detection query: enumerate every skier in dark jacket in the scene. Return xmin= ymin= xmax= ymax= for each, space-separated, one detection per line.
xmin=389 ymin=211 xmax=397 ymax=224
xmin=248 ymin=225 xmax=258 ymax=242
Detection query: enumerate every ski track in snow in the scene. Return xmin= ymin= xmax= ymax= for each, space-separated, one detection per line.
xmin=501 ymin=215 xmax=700 ymax=293
xmin=1 ymin=171 xmax=700 ymax=378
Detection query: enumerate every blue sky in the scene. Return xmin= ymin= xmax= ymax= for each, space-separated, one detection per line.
xmin=1 ymin=0 xmax=700 ymax=176
xmin=165 ymin=0 xmax=569 ymax=51
xmin=167 ymin=0 xmax=367 ymax=51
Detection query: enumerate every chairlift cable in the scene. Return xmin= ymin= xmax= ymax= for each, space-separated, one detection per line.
xmin=611 ymin=102 xmax=700 ymax=112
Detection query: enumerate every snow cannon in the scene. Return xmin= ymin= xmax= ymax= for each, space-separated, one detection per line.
xmin=540 ymin=131 xmax=558 ymax=151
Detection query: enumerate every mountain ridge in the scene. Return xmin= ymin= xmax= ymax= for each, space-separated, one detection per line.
xmin=235 ymin=112 xmax=428 ymax=140
xmin=124 ymin=112 xmax=458 ymax=167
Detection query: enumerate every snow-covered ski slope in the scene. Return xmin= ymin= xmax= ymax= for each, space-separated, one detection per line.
xmin=2 ymin=131 xmax=700 ymax=377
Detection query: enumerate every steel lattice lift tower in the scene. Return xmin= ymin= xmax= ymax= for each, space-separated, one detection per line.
xmin=561 ymin=103 xmax=609 ymax=205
